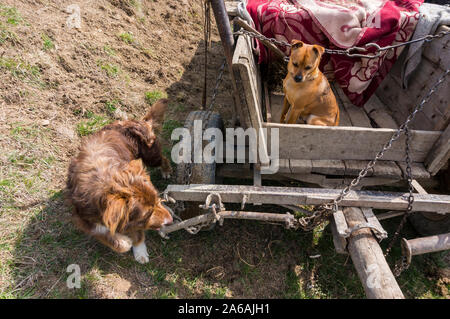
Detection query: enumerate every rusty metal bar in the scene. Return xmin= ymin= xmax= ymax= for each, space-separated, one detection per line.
xmin=159 ymin=210 xmax=295 ymax=238
xmin=210 ymin=0 xmax=245 ymax=126
xmin=402 ymin=233 xmax=450 ymax=264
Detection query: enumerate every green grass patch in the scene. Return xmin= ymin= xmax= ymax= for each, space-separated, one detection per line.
xmin=162 ymin=119 xmax=182 ymax=141
xmin=0 ymin=5 xmax=23 ymax=25
xmin=0 ymin=22 xmax=18 ymax=44
xmin=145 ymin=90 xmax=167 ymax=105
xmin=0 ymin=57 xmax=41 ymax=84
xmin=76 ymin=113 xmax=111 ymax=136
xmin=41 ymin=33 xmax=54 ymax=51
xmin=103 ymin=45 xmax=116 ymax=56
xmin=118 ymin=31 xmax=134 ymax=44
xmin=104 ymin=99 xmax=120 ymax=114
xmin=97 ymin=60 xmax=121 ymax=77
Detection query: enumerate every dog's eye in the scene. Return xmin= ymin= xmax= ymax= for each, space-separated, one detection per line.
xmin=292 ymin=62 xmax=299 ymax=67
xmin=305 ymin=66 xmax=312 ymax=70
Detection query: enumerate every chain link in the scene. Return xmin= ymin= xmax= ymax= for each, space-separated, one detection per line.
xmin=233 ymin=28 xmax=449 ymax=59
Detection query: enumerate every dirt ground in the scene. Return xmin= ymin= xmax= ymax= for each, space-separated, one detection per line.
xmin=0 ymin=0 xmax=448 ymax=299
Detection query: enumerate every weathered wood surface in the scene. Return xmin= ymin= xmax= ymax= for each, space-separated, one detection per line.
xmin=265 ymin=122 xmax=441 ymax=162
xmin=397 ymin=162 xmax=431 ymax=179
xmin=233 ymin=35 xmax=269 ymax=164
xmin=333 ymin=84 xmax=372 ymax=128
xmin=166 ymin=184 xmax=450 ymax=213
xmin=344 ymin=207 xmax=404 ymax=299
xmin=269 ymin=93 xmax=409 ymax=180
xmin=425 ymin=124 xmax=450 ymax=176
xmin=331 ymin=210 xmax=348 ymax=254
xmin=422 ymin=25 xmax=450 ymax=74
xmin=225 ymin=1 xmax=238 ymax=16
xmin=364 ymin=94 xmax=399 ymax=129
xmin=264 ymin=81 xmax=272 ymax=123
xmin=376 ymin=55 xmax=449 ymax=132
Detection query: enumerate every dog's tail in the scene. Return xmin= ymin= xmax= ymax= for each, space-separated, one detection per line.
xmin=143 ymin=98 xmax=168 ymax=124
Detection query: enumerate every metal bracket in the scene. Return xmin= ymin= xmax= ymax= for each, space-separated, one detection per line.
xmin=331 ymin=208 xmax=388 ymax=254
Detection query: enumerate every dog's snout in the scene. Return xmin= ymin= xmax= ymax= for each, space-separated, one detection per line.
xmin=163 ymin=214 xmax=173 ymax=226
xmin=294 ymin=74 xmax=303 ymax=82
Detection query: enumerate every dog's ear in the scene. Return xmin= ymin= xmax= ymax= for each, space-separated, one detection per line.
xmin=121 ymin=121 xmax=156 ymax=149
xmin=312 ymin=45 xmax=325 ymax=58
xmin=291 ymin=39 xmax=304 ymax=50
xmin=103 ymin=194 xmax=129 ymax=235
xmin=143 ymin=98 xmax=168 ymax=124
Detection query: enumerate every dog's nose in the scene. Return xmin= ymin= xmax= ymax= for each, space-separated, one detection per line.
xmin=163 ymin=214 xmax=173 ymax=226
xmin=294 ymin=74 xmax=303 ymax=82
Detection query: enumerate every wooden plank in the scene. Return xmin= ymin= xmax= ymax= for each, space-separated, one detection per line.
xmin=330 ymin=217 xmax=348 ymax=254
xmin=397 ymin=162 xmax=431 ymax=179
xmin=289 ymin=159 xmax=312 ymax=174
xmin=425 ymin=124 xmax=450 ymax=176
xmin=269 ymin=93 xmax=284 ymax=123
xmin=331 ymin=84 xmax=352 ymax=126
xmin=278 ymin=158 xmax=291 ymax=174
xmin=411 ymin=179 xmax=427 ymax=195
xmin=334 ymin=84 xmax=372 ymax=128
xmin=265 ymin=122 xmax=441 ymax=162
xmin=344 ymin=160 xmax=374 ymax=177
xmin=372 ymin=161 xmax=403 ymax=179
xmin=423 ymin=25 xmax=450 ymax=72
xmin=233 ymin=35 xmax=269 ymax=165
xmin=264 ymin=81 xmax=272 ymax=123
xmin=344 ymin=207 xmax=404 ymax=299
xmin=365 ymin=94 xmax=399 ymax=129
xmin=376 ymin=211 xmax=405 ymax=221
xmin=364 ymin=95 xmax=430 ymax=180
xmin=361 ymin=208 xmax=387 ymax=240
xmin=311 ymin=159 xmax=346 ymax=175
xmin=225 ymin=1 xmax=238 ymax=16
xmin=232 ymin=37 xmax=252 ymax=130
xmin=360 ymin=93 xmax=405 ymax=179
xmin=166 ymin=184 xmax=450 ymax=213
xmin=288 ymin=174 xmax=400 ymax=188
xmin=331 ymin=210 xmax=348 ymax=254
xmin=377 ymin=59 xmax=449 ymax=131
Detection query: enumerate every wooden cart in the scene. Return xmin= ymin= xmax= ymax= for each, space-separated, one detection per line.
xmin=163 ymin=1 xmax=450 ymax=299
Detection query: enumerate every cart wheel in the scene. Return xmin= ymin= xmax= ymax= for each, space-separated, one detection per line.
xmin=176 ymin=111 xmax=224 ymax=226
xmin=408 ymin=212 xmax=450 ymax=236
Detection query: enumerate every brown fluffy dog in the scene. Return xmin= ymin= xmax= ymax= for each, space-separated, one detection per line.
xmin=280 ymin=40 xmax=339 ymax=126
xmin=66 ymin=99 xmax=173 ymax=264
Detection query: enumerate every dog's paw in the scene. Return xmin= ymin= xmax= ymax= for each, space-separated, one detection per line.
xmin=161 ymin=170 xmax=171 ymax=179
xmin=133 ymin=242 xmax=150 ymax=264
xmin=114 ymin=234 xmax=133 ymax=253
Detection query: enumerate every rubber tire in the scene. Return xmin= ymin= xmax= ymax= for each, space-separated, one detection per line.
xmin=408 ymin=212 xmax=450 ymax=236
xmin=176 ymin=111 xmax=223 ymax=222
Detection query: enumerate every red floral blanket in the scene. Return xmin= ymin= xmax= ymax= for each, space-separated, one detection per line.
xmin=246 ymin=0 xmax=423 ymax=106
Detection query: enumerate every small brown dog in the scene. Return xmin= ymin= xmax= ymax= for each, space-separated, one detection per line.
xmin=66 ymin=99 xmax=173 ymax=264
xmin=280 ymin=40 xmax=339 ymax=126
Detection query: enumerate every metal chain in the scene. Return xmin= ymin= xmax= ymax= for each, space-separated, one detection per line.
xmin=298 ymin=68 xmax=449 ymax=232
xmin=233 ymin=28 xmax=449 ymax=59
xmin=384 ymin=125 xmax=415 ymax=276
